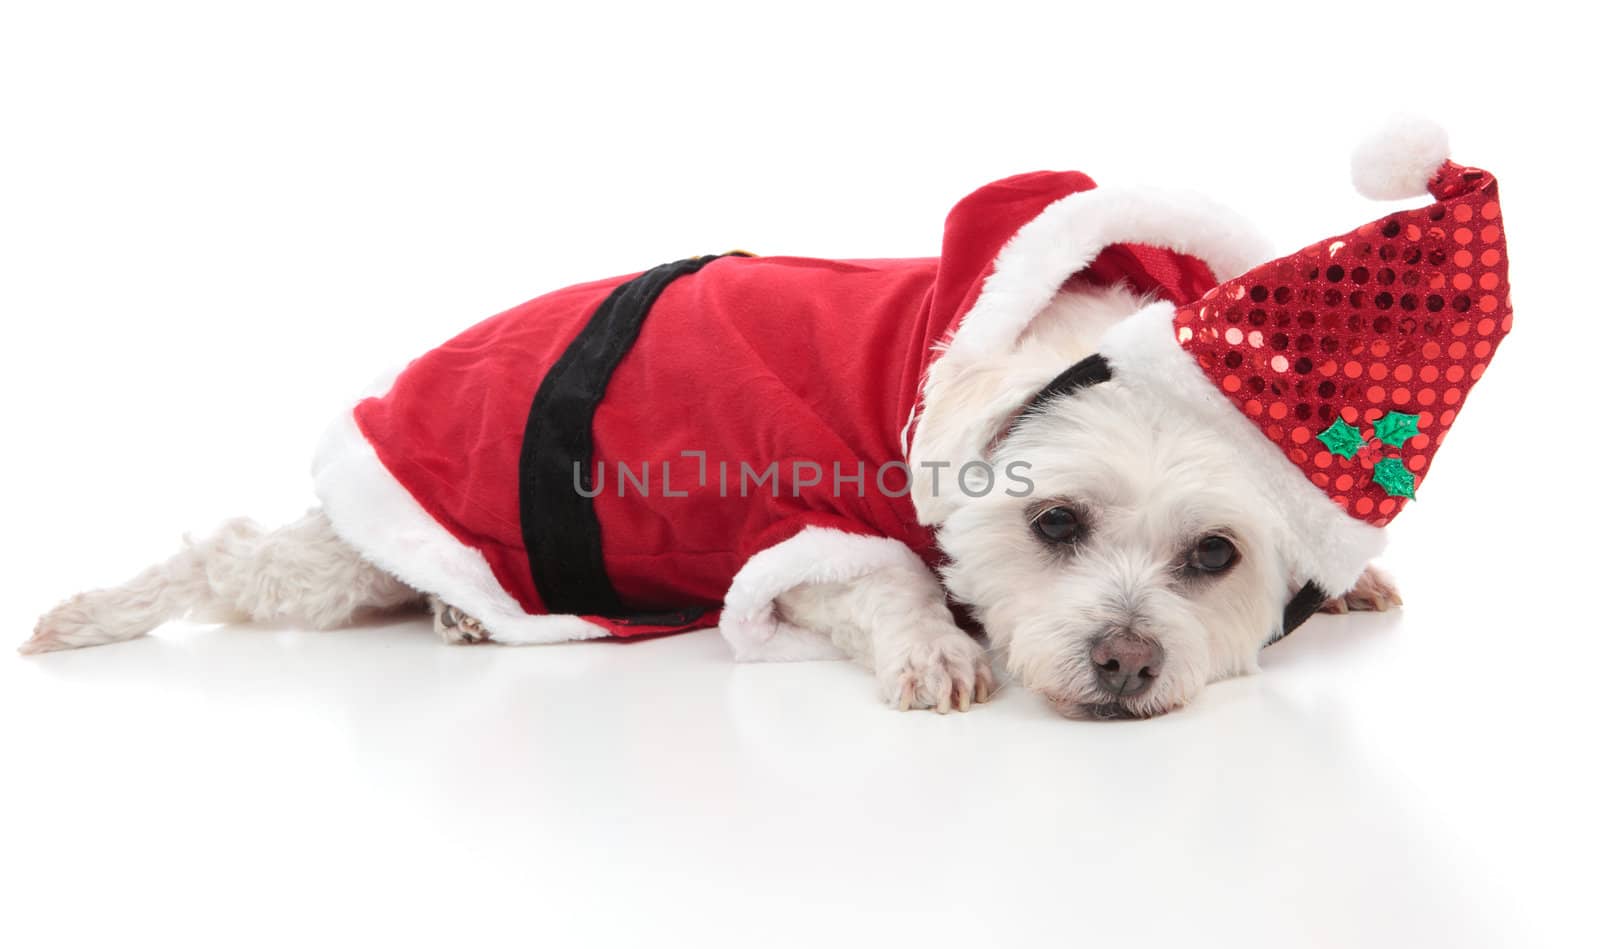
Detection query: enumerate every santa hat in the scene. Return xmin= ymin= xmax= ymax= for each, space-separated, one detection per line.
xmin=1090 ymin=117 xmax=1511 ymax=630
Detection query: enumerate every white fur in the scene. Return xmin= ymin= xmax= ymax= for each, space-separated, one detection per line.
xmin=24 ymin=511 xmax=418 ymax=654
xmin=1350 ymin=115 xmax=1450 ymax=201
xmin=909 ymin=284 xmax=1150 ymax=526
xmin=775 ymin=547 xmax=995 ymax=713
xmin=904 ymin=285 xmax=1288 ymax=717
xmin=937 ymin=380 xmax=1290 ymax=719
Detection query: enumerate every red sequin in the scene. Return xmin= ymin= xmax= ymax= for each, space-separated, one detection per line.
xmin=1172 ymin=161 xmax=1511 ymax=524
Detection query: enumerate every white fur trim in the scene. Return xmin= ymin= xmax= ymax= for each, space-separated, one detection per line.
xmin=719 ymin=527 xmax=927 ymax=662
xmin=1097 ymin=303 xmax=1386 ymax=595
xmin=942 ymin=185 xmax=1272 ymax=363
xmin=312 ymin=396 xmax=609 ymax=646
xmin=1351 ymin=115 xmax=1450 ymax=201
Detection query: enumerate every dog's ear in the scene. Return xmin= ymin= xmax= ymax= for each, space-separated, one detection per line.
xmin=1269 ymin=580 xmax=1329 ymax=645
xmin=1012 ymin=354 xmax=1114 ymax=430
xmin=908 ymin=353 xmax=1113 ymax=526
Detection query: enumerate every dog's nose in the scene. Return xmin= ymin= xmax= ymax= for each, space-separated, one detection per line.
xmin=1090 ymin=631 xmax=1164 ymax=697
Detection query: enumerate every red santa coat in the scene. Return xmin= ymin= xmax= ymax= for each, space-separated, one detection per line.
xmin=312 ymin=171 xmax=1261 ymax=659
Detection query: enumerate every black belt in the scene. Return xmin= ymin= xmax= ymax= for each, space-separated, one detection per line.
xmin=518 ymin=254 xmax=740 ymax=619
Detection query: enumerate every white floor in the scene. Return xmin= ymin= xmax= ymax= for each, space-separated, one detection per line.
xmin=4 ymin=548 xmax=1593 ymax=948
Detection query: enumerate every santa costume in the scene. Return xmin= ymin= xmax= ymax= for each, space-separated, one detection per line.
xmin=312 ymin=118 xmax=1510 ymax=657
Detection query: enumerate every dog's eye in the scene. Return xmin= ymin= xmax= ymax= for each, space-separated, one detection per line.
xmin=1189 ymin=535 xmax=1239 ymax=573
xmin=1031 ymin=506 xmax=1082 ymax=545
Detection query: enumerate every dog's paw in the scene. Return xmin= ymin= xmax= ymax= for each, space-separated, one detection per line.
xmin=881 ymin=632 xmax=996 ymax=714
xmin=1322 ymin=564 xmax=1403 ymax=614
xmin=428 ymin=595 xmax=493 ymax=644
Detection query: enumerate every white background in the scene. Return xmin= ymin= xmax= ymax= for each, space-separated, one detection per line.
xmin=2 ymin=2 xmax=1594 ymax=947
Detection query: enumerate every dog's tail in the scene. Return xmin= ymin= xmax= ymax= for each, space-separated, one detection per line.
xmin=21 ymin=510 xmax=419 ymax=655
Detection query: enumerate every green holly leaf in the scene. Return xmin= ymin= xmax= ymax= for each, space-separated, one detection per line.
xmin=1373 ymin=411 xmax=1420 ymax=448
xmin=1317 ymin=417 xmax=1365 ymax=458
xmin=1372 ymin=457 xmax=1416 ymax=499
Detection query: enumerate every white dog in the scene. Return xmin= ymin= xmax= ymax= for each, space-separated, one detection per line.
xmin=20 ymin=276 xmax=1398 ymax=720
xmin=26 ymin=121 xmax=1498 ymax=722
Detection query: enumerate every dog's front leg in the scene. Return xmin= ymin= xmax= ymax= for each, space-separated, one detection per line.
xmin=776 ymin=560 xmax=995 ymax=713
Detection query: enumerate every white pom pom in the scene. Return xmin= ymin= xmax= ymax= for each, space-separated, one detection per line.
xmin=1350 ymin=115 xmax=1450 ymax=201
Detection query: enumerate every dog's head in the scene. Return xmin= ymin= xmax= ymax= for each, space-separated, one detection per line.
xmin=916 ymin=287 xmax=1365 ymax=720
xmin=912 ymin=126 xmax=1509 ymax=718
xmin=936 ymin=363 xmax=1297 ymax=719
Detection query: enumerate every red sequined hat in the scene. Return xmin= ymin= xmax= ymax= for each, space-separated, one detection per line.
xmin=1098 ymin=117 xmax=1511 ymax=599
xmin=1178 ymin=145 xmax=1508 ymax=525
